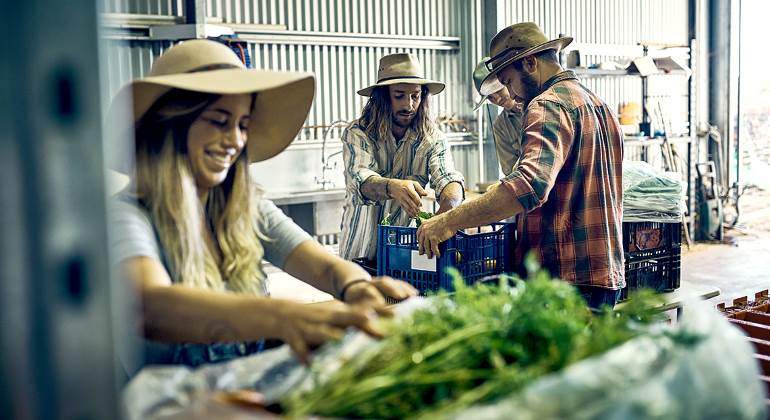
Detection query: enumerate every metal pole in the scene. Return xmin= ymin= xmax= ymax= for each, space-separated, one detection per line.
xmin=479 ymin=0 xmax=499 ymax=186
xmin=185 ymin=0 xmax=207 ymax=38
xmin=708 ymin=0 xmax=730 ymax=170
xmin=1 ymin=1 xmax=122 ymax=418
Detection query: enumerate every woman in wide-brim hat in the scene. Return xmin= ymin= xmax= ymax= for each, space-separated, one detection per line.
xmin=107 ymin=39 xmax=416 ymax=372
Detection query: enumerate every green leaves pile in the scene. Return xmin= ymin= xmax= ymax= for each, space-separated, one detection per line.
xmin=380 ymin=211 xmax=434 ymax=227
xmin=283 ymin=263 xmax=665 ymax=419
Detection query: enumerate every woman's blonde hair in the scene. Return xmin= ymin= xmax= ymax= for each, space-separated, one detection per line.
xmin=133 ymin=89 xmax=268 ymax=295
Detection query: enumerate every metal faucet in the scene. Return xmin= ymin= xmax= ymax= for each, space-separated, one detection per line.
xmin=315 ymin=120 xmax=349 ymax=190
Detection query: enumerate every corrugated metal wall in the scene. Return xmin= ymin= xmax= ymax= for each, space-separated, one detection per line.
xmin=100 ymin=0 xmax=693 ymax=191
xmin=101 ymin=0 xmax=485 ymax=143
xmin=101 ymin=41 xmax=173 ymax=106
xmin=497 ymin=0 xmax=691 ymax=135
xmin=100 ymin=0 xmax=184 ymax=15
xmin=209 ymin=0 xmax=458 ymax=35
xmin=498 ymin=0 xmax=688 ymax=45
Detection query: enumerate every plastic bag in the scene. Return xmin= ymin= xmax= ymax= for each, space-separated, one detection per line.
xmin=123 ymin=299 xmax=765 ymax=420
xmin=449 ymin=300 xmax=766 ymax=420
xmin=623 ymin=161 xmax=685 ymax=222
xmin=122 ymin=298 xmax=427 ymax=420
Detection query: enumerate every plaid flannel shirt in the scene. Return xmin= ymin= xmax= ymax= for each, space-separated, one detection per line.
xmin=339 ymin=120 xmax=465 ymax=260
xmin=502 ymin=70 xmax=625 ymax=289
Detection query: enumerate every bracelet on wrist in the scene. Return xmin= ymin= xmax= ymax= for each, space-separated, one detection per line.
xmin=385 ymin=179 xmax=391 ymax=198
xmin=338 ymin=278 xmax=371 ymax=302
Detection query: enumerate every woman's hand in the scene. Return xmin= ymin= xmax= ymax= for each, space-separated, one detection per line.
xmin=342 ymin=277 xmax=418 ymax=315
xmin=270 ymin=299 xmax=384 ymax=364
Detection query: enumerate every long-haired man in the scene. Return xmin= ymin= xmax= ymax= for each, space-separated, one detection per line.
xmin=339 ymin=53 xmax=465 ymax=262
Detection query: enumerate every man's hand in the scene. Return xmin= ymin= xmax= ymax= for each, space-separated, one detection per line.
xmin=389 ymin=179 xmax=428 ymax=217
xmin=342 ymin=277 xmax=418 ymax=316
xmin=416 ymin=213 xmax=456 ymax=259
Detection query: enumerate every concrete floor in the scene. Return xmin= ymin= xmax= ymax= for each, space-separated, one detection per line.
xmin=682 ymin=190 xmax=770 ymax=307
xmin=682 ymin=235 xmax=770 ymax=307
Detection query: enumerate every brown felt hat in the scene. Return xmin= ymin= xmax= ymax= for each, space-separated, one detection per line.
xmin=480 ymin=22 xmax=572 ymax=95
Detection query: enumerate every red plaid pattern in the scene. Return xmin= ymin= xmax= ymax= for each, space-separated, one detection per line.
xmin=501 ymin=70 xmax=625 ymax=289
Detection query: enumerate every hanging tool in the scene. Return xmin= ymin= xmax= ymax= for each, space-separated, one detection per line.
xmin=656 ymin=101 xmax=693 ymax=248
xmin=695 ymin=162 xmax=724 ymax=241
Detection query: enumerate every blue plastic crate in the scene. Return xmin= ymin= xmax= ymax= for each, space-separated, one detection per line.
xmin=376 ymin=223 xmax=515 ymax=295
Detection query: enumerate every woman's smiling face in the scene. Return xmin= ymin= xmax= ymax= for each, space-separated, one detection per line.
xmin=186 ymin=94 xmax=252 ymax=190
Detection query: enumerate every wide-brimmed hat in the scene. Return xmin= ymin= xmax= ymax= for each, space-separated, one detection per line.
xmin=472 ymin=57 xmax=506 ymax=111
xmin=480 ymin=22 xmax=572 ymax=95
xmin=107 ymin=39 xmax=315 ymax=173
xmin=357 ymin=53 xmax=444 ymax=97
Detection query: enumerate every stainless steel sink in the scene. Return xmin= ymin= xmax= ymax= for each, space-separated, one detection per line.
xmin=266 ymin=188 xmax=345 ymax=206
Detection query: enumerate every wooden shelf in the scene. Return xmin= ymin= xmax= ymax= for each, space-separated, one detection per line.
xmin=571 ymin=68 xmax=632 ymax=77
xmin=569 ymin=68 xmax=691 ymax=78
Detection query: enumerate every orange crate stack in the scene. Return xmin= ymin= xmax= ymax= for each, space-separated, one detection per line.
xmin=718 ymin=290 xmax=770 ymax=412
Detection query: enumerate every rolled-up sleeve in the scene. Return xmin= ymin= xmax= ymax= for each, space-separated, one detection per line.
xmin=342 ymin=126 xmax=381 ymax=206
xmin=256 ymin=199 xmax=312 ymax=269
xmin=428 ymin=133 xmax=465 ymax=198
xmin=502 ymin=99 xmax=574 ymax=212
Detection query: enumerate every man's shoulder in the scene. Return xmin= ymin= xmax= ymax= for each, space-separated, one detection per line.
xmin=493 ymin=110 xmax=518 ymax=129
xmin=343 ymin=119 xmax=369 ymax=140
xmin=537 ymin=78 xmax=609 ymax=113
xmin=420 ymin=127 xmax=446 ymax=148
xmin=346 ymin=119 xmax=364 ymax=133
xmin=539 ymin=78 xmax=579 ymax=102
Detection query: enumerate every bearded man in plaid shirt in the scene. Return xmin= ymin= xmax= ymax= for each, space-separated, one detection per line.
xmin=418 ymin=22 xmax=625 ymax=309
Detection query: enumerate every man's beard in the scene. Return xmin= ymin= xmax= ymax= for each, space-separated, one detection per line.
xmin=392 ymin=111 xmax=415 ymax=128
xmin=519 ymin=71 xmax=542 ymax=107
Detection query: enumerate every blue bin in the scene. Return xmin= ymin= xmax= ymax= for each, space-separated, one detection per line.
xmin=376 ymin=223 xmax=516 ymax=295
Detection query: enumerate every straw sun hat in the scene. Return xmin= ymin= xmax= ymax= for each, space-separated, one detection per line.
xmin=108 ymin=39 xmax=315 ymax=172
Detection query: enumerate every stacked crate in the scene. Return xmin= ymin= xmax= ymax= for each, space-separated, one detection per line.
xmin=621 ymin=221 xmax=682 ymax=299
xmin=717 ymin=291 xmax=770 ymax=410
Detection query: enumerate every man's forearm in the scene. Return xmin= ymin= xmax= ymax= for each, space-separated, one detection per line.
xmin=438 ymin=181 xmax=464 ymax=208
xmin=360 ymin=176 xmax=390 ymax=201
xmin=443 ymin=183 xmax=523 ymax=231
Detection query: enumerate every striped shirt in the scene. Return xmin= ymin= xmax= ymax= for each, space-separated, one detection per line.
xmin=501 ymin=70 xmax=625 ymax=289
xmin=339 ymin=120 xmax=465 ymax=260
xmin=492 ymin=109 xmax=523 ymax=176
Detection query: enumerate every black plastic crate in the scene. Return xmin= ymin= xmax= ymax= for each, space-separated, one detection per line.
xmin=622 ymin=221 xmax=681 ymax=262
xmin=620 ymin=250 xmax=681 ymax=300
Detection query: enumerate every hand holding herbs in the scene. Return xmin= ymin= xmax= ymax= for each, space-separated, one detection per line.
xmin=380 ymin=211 xmax=434 ymax=227
xmin=283 ymin=264 xmax=666 ymax=418
xmin=388 ymin=179 xmax=428 ymax=218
